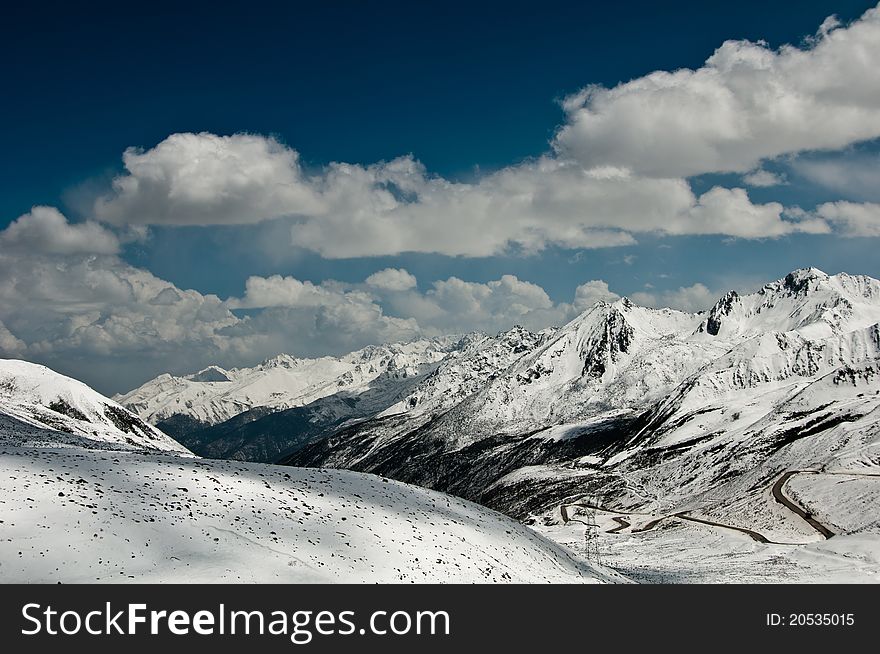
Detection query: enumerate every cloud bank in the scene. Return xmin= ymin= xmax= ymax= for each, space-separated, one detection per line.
xmin=0 ymin=209 xmax=723 ymax=392
xmin=554 ymin=8 xmax=880 ymax=177
xmin=85 ymin=7 xmax=880 ymax=258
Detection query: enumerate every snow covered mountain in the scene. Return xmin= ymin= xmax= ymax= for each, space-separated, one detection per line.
xmin=378 ymin=325 xmax=556 ymax=418
xmin=138 ymin=326 xmax=557 ymax=462
xmin=116 ymin=337 xmax=460 ymax=429
xmin=0 ymin=358 xmax=613 ymax=583
xmin=284 ymin=268 xmax=880 ymax=548
xmin=0 ymin=359 xmax=190 ymax=453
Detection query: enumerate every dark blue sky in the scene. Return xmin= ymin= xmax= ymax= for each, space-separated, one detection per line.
xmin=2 ymin=0 xmax=874 ymax=223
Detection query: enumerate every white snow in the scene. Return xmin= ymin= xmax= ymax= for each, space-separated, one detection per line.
xmin=0 ymin=445 xmax=615 ymax=583
xmin=116 ymin=338 xmax=460 ymax=426
xmin=0 ymin=359 xmax=189 ymax=454
xmin=0 ymin=357 xmax=615 ymax=584
xmin=536 ymin=517 xmax=880 ymax=584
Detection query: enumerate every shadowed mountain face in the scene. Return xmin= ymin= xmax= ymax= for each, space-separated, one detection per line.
xmin=158 ymin=366 xmax=438 ymax=461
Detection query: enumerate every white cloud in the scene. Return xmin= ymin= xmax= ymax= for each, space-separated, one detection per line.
xmin=231 ymin=271 xmax=571 ymax=335
xmin=94 ymin=132 xmax=324 ymax=226
xmin=682 ymin=187 xmax=828 ymax=237
xmin=227 ymin=275 xmax=347 ymax=310
xmin=401 ymin=275 xmax=565 ymax=333
xmin=365 ymin=268 xmax=418 ymax=291
xmin=815 ymin=201 xmax=880 ymax=236
xmin=742 ymin=169 xmax=787 ymax=188
xmin=630 ymin=283 xmax=718 ymax=312
xmin=87 ymin=132 xmax=824 ymax=258
xmin=554 ymin=6 xmax=880 ymax=177
xmin=0 ymin=320 xmax=26 ymax=356
xmin=1 ymin=206 xmax=120 ymax=255
xmin=794 ymin=154 xmax=880 ymax=201
xmin=32 ymin=8 xmax=880 ymax=261
xmin=572 ymin=280 xmax=620 ymax=311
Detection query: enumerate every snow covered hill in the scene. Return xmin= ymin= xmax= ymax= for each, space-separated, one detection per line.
xmin=0 ymin=359 xmax=189 ymax=453
xmin=378 ymin=326 xmax=556 ymax=419
xmin=0 ymin=360 xmax=613 ymax=583
xmin=0 ymin=448 xmax=614 ymax=583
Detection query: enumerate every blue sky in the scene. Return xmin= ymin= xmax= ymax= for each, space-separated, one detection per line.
xmin=2 ymin=0 xmax=880 ymax=393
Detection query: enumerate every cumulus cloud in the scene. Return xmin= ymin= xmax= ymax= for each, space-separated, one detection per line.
xmin=572 ymin=280 xmax=620 ymax=311
xmin=88 ymin=6 xmax=880 ymax=255
xmin=92 ymin=133 xmax=821 ymax=257
xmin=365 ymin=268 xmax=418 ymax=291
xmin=682 ymin=187 xmax=828 ymax=237
xmin=389 ymin=275 xmax=567 ymax=333
xmin=1 ymin=206 xmax=120 ymax=255
xmin=0 ymin=320 xmax=26 ymax=356
xmin=94 ymin=132 xmax=324 ymax=226
xmin=230 ymin=271 xmax=571 ymax=335
xmin=742 ymin=169 xmax=787 ymax=188
xmin=554 ymin=6 xmax=880 ymax=177
xmin=815 ymin=201 xmax=880 ymax=236
xmin=34 ymin=8 xmax=880 ymax=261
xmin=227 ymin=275 xmax=348 ymax=310
xmin=554 ymin=8 xmax=880 ymax=177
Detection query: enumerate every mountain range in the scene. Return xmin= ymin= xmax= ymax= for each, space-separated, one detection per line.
xmin=117 ymin=268 xmax=880 ymax=545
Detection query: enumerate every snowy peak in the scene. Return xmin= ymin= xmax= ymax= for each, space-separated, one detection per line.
xmin=697 ymin=269 xmax=880 ymax=340
xmin=380 ymin=326 xmax=551 ymax=417
xmin=186 ymin=365 xmax=232 ymax=382
xmin=0 ymin=359 xmax=189 ymax=453
xmin=780 ymin=266 xmax=830 ymax=294
xmin=118 ymin=268 xmax=880 ymax=451
xmin=519 ymin=299 xmax=699 ymax=386
xmin=701 ymin=290 xmax=739 ymax=336
xmin=573 ymin=303 xmax=637 ymax=379
xmin=118 ymin=337 xmax=461 ymax=426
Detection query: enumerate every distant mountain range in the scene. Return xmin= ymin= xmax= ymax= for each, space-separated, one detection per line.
xmin=117 ymin=268 xmax=880 ymax=542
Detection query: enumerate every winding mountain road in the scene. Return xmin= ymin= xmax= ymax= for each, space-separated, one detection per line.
xmin=670 ymin=512 xmax=769 ymax=543
xmin=559 ymin=467 xmax=855 ymax=544
xmin=608 ymin=517 xmax=630 ymax=533
xmin=772 ymin=471 xmax=835 ymax=539
xmin=559 ymin=502 xmax=768 ymax=541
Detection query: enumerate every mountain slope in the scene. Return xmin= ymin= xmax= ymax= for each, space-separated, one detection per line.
xmin=0 ymin=448 xmax=615 ymax=583
xmin=0 ymin=359 xmax=189 ymax=453
xmin=172 ymin=366 xmax=435 ymax=462
xmin=0 ymin=360 xmax=614 ymax=583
